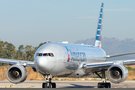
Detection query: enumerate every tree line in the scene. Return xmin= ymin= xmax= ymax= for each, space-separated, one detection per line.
xmin=0 ymin=40 xmax=48 ymax=65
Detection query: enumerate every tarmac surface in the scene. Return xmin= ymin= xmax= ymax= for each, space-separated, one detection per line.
xmin=0 ymin=80 xmax=135 ymax=88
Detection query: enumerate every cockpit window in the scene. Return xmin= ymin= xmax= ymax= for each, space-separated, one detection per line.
xmin=49 ymin=53 xmax=54 ymax=57
xmin=43 ymin=53 xmax=48 ymax=56
xmin=36 ymin=53 xmax=42 ymax=56
xmin=39 ymin=53 xmax=42 ymax=56
xmin=37 ymin=53 xmax=54 ymax=57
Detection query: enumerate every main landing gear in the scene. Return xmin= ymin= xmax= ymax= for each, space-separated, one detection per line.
xmin=95 ymin=70 xmax=111 ymax=88
xmin=42 ymin=74 xmax=56 ymax=88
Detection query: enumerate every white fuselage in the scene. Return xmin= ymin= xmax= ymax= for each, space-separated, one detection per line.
xmin=34 ymin=42 xmax=106 ymax=77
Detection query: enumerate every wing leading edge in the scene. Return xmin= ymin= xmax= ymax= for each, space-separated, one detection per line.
xmin=82 ymin=59 xmax=135 ymax=73
xmin=82 ymin=62 xmax=113 ymax=72
xmin=0 ymin=58 xmax=35 ymax=67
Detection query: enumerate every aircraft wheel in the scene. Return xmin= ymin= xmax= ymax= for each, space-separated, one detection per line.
xmin=42 ymin=83 xmax=47 ymax=88
xmin=52 ymin=83 xmax=56 ymax=88
xmin=105 ymin=82 xmax=111 ymax=88
xmin=98 ymin=82 xmax=111 ymax=88
xmin=98 ymin=83 xmax=104 ymax=88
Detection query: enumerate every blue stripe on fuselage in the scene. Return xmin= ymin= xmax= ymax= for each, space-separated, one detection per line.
xmin=65 ymin=46 xmax=69 ymax=51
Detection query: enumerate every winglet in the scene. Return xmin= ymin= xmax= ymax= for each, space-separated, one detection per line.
xmin=94 ymin=3 xmax=104 ymax=48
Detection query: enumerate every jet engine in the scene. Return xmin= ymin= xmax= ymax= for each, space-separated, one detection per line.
xmin=7 ymin=65 xmax=28 ymax=84
xmin=107 ymin=64 xmax=128 ymax=83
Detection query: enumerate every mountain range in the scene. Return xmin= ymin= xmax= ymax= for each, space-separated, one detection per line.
xmin=75 ymin=37 xmax=135 ymax=60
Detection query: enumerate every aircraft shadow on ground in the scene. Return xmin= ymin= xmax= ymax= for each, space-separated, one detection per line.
xmin=61 ymin=84 xmax=95 ymax=88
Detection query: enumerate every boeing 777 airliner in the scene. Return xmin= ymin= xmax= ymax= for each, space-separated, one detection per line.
xmin=0 ymin=3 xmax=135 ymax=88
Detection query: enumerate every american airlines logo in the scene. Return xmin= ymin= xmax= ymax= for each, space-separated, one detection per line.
xmin=70 ymin=51 xmax=86 ymax=62
xmin=65 ymin=46 xmax=86 ymax=62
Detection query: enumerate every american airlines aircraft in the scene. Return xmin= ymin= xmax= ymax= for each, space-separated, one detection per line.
xmin=0 ymin=3 xmax=135 ymax=88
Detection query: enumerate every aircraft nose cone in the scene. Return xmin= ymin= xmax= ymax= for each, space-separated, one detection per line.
xmin=35 ymin=57 xmax=48 ymax=73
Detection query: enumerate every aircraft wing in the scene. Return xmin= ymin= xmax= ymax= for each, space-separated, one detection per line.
xmin=0 ymin=58 xmax=35 ymax=67
xmin=123 ymin=59 xmax=135 ymax=65
xmin=83 ymin=62 xmax=113 ymax=72
xmin=82 ymin=59 xmax=135 ymax=72
xmin=106 ymin=52 xmax=135 ymax=58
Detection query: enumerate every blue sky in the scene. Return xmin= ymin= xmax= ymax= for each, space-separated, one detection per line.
xmin=0 ymin=0 xmax=135 ymax=48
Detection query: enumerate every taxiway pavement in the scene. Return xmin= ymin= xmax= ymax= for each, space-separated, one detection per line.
xmin=0 ymin=81 xmax=135 ymax=88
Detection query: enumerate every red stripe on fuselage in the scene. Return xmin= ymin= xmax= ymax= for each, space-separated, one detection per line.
xmin=67 ymin=54 xmax=70 ymax=62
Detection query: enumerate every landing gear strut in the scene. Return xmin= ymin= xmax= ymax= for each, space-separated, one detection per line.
xmin=42 ymin=74 xmax=56 ymax=88
xmin=95 ymin=70 xmax=111 ymax=88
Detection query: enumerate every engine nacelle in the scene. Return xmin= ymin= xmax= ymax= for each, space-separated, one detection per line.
xmin=107 ymin=64 xmax=128 ymax=83
xmin=7 ymin=65 xmax=28 ymax=84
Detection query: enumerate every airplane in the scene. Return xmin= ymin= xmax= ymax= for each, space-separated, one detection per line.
xmin=0 ymin=2 xmax=135 ymax=88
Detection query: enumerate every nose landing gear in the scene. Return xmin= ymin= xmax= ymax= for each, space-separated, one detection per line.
xmin=42 ymin=74 xmax=56 ymax=88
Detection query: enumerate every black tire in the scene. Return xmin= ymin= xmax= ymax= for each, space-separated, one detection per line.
xmin=105 ymin=83 xmax=111 ymax=88
xmin=98 ymin=83 xmax=101 ymax=88
xmin=98 ymin=83 xmax=104 ymax=88
xmin=52 ymin=83 xmax=56 ymax=88
xmin=42 ymin=83 xmax=47 ymax=88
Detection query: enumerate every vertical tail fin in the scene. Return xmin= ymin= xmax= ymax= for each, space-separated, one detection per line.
xmin=94 ymin=3 xmax=104 ymax=48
